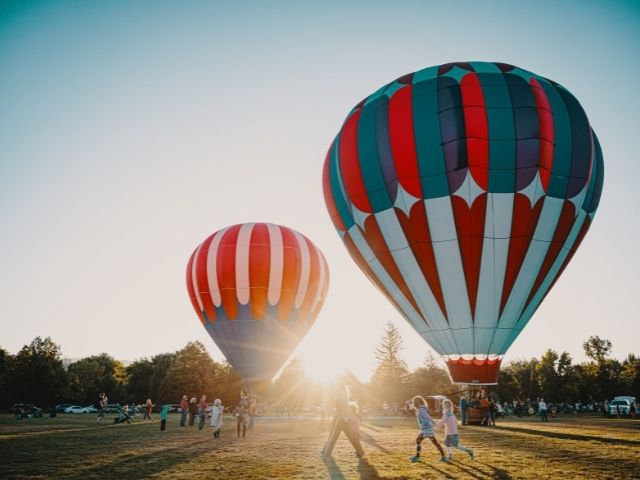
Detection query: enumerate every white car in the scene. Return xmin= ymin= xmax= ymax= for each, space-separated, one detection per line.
xmin=608 ymin=396 xmax=637 ymax=417
xmin=64 ymin=405 xmax=90 ymax=414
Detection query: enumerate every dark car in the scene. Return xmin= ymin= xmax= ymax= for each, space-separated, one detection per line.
xmin=11 ymin=403 xmax=43 ymax=418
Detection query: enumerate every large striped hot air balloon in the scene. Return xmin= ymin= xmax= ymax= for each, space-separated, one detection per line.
xmin=186 ymin=223 xmax=329 ymax=382
xmin=323 ymin=61 xmax=604 ymax=384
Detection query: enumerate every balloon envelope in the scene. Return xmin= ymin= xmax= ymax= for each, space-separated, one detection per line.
xmin=323 ymin=61 xmax=604 ymax=384
xmin=186 ymin=223 xmax=329 ymax=382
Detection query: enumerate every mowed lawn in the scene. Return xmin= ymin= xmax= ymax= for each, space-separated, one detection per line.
xmin=1 ymin=413 xmax=639 ymax=479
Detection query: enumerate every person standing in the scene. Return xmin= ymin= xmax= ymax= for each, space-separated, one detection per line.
xmin=539 ymin=398 xmax=548 ymax=422
xmin=198 ymin=395 xmax=208 ymax=431
xmin=179 ymin=395 xmax=189 ymax=426
xmin=160 ymin=402 xmax=168 ymax=431
xmin=210 ymin=399 xmax=224 ymax=439
xmin=96 ymin=393 xmax=105 ymax=424
xmin=188 ymin=397 xmax=197 ymax=426
xmin=143 ymin=399 xmax=153 ymax=420
xmin=460 ymin=395 xmax=468 ymax=426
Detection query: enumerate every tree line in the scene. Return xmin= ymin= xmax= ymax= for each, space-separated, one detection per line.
xmin=1 ymin=327 xmax=638 ymax=411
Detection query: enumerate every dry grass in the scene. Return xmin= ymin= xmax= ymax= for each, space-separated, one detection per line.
xmin=1 ymin=413 xmax=639 ymax=479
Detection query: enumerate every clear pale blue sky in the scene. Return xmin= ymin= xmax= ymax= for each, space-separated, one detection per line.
xmin=1 ymin=0 xmax=638 ymax=380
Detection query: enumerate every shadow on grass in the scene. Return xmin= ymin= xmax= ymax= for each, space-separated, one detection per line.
xmin=59 ymin=437 xmax=215 ymax=479
xmin=494 ymin=425 xmax=640 ymax=446
xmin=357 ymin=457 xmax=381 ymax=479
xmin=360 ymin=431 xmax=391 ymax=453
xmin=322 ymin=455 xmax=346 ymax=480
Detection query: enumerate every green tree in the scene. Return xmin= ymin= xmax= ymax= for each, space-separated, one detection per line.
xmin=407 ymin=353 xmax=453 ymax=399
xmin=619 ymin=354 xmax=640 ymax=399
xmin=581 ymin=336 xmax=620 ymax=400
xmin=7 ymin=337 xmax=68 ymax=407
xmin=270 ymin=357 xmax=311 ymax=415
xmin=0 ymin=348 xmax=13 ymax=407
xmin=148 ymin=353 xmax=176 ymax=403
xmin=66 ymin=354 xmax=128 ymax=405
xmin=369 ymin=322 xmax=410 ymax=404
xmin=536 ymin=349 xmax=560 ymax=402
xmin=163 ymin=342 xmax=218 ymax=403
xmin=126 ymin=358 xmax=155 ymax=403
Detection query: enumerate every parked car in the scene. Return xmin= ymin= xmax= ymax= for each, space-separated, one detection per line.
xmin=55 ymin=403 xmax=72 ymax=413
xmin=11 ymin=403 xmax=43 ymax=418
xmin=85 ymin=405 xmax=97 ymax=413
xmin=608 ymin=396 xmax=637 ymax=417
xmin=64 ymin=405 xmax=90 ymax=414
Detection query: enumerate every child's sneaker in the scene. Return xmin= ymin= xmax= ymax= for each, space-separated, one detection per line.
xmin=410 ymin=454 xmax=420 ymax=462
xmin=440 ymin=456 xmax=448 ymax=462
xmin=467 ymin=448 xmax=475 ymax=460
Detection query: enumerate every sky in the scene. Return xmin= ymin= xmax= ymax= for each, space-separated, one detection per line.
xmin=1 ymin=0 xmax=638 ymax=382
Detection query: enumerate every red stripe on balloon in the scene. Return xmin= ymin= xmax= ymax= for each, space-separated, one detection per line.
xmin=249 ymin=223 xmax=270 ymax=320
xmin=530 ymin=78 xmax=554 ymax=192
xmin=362 ymin=215 xmax=425 ymax=321
xmin=500 ymin=194 xmax=544 ymax=315
xmin=342 ymin=233 xmax=408 ymax=319
xmin=195 ymin=234 xmax=217 ymax=323
xmin=186 ymin=249 xmax=205 ymax=324
xmin=395 ymin=200 xmax=448 ymax=319
xmin=523 ymin=200 xmax=576 ymax=308
xmin=460 ymin=73 xmax=489 ymax=190
xmin=279 ymin=226 xmax=301 ymax=320
xmin=339 ymin=110 xmax=372 ymax=213
xmin=217 ymin=224 xmax=242 ymax=320
xmin=322 ymin=144 xmax=346 ymax=232
xmin=451 ymin=193 xmax=487 ymax=318
xmin=388 ymin=85 xmax=422 ymax=198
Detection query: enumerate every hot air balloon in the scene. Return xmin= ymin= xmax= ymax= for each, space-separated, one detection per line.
xmin=322 ymin=62 xmax=604 ymax=384
xmin=186 ymin=223 xmax=329 ymax=383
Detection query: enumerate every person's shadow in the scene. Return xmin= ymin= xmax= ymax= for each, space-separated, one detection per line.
xmin=358 ymin=457 xmax=381 ymax=479
xmin=322 ymin=456 xmax=346 ymax=480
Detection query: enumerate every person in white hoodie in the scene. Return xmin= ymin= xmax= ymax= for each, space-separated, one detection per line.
xmin=410 ymin=396 xmax=447 ymax=463
xmin=435 ymin=399 xmax=474 ymax=461
xmin=210 ymin=399 xmax=224 ymax=439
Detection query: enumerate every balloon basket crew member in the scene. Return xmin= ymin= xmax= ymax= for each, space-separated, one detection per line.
xmin=435 ymin=399 xmax=474 ymax=461
xmin=322 ymin=384 xmax=364 ymax=458
xmin=410 ymin=396 xmax=447 ymax=463
xmin=160 ymin=403 xmax=169 ymax=432
xmin=210 ymin=399 xmax=224 ymax=439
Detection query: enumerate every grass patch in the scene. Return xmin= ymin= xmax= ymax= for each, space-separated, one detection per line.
xmin=1 ymin=413 xmax=638 ymax=479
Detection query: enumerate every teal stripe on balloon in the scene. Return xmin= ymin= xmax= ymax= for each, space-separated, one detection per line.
xmin=328 ymin=135 xmax=355 ymax=230
xmin=412 ymin=79 xmax=449 ymax=198
xmin=540 ymin=80 xmax=572 ymax=198
xmin=478 ymin=72 xmax=516 ymax=192
xmin=357 ymin=98 xmax=393 ymax=211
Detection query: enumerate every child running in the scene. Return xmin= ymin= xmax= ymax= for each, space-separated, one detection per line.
xmin=410 ymin=395 xmax=447 ymax=463
xmin=435 ymin=399 xmax=474 ymax=461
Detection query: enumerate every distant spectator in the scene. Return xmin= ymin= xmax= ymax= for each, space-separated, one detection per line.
xmin=210 ymin=399 xmax=224 ymax=439
xmin=180 ymin=395 xmax=189 ymax=427
xmin=160 ymin=402 xmax=168 ymax=431
xmin=198 ymin=395 xmax=208 ymax=431
xmin=188 ymin=397 xmax=197 ymax=426
xmin=460 ymin=395 xmax=468 ymax=426
xmin=539 ymin=399 xmax=548 ymax=422
xmin=143 ymin=399 xmax=153 ymax=420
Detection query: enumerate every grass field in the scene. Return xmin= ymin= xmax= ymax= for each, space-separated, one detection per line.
xmin=1 ymin=413 xmax=639 ymax=479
